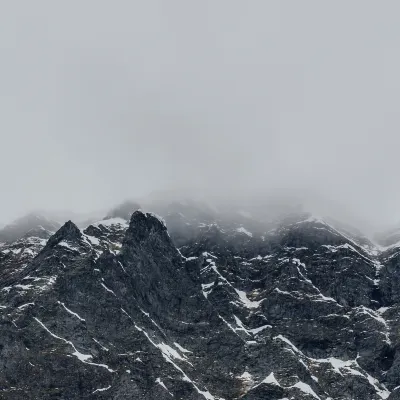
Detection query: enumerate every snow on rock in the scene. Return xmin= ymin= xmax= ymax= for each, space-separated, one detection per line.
xmin=262 ymin=372 xmax=281 ymax=386
xmin=236 ymin=227 xmax=253 ymax=237
xmin=17 ymin=302 xmax=34 ymax=310
xmin=234 ymin=289 xmax=262 ymax=309
xmin=174 ymin=342 xmax=192 ymax=353
xmin=233 ymin=315 xmax=251 ymax=336
xmin=157 ymin=343 xmax=187 ymax=362
xmin=34 ymin=318 xmax=114 ymax=372
xmin=291 ymin=381 xmax=321 ymax=399
xmin=274 ymin=334 xmax=389 ymax=398
xmin=93 ymin=218 xmax=128 ymax=228
xmin=101 ymin=282 xmax=117 ymax=297
xmin=57 ymin=301 xmax=85 ymax=322
xmin=57 ymin=241 xmax=79 ymax=252
xmin=155 ymin=378 xmax=173 ymax=396
xmin=92 ymin=386 xmax=111 ymax=394
xmin=201 ymin=282 xmax=214 ymax=298
xmin=82 ymin=234 xmax=100 ymax=246
xmin=249 ymin=325 xmax=272 ymax=335
xmin=121 ymin=309 xmax=215 ymax=400
xmin=92 ymin=338 xmax=109 ymax=352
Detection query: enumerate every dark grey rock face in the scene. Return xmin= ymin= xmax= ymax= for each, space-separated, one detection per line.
xmin=1 ymin=205 xmax=400 ymax=399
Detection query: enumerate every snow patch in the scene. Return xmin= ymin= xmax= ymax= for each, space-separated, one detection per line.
xmin=58 ymin=241 xmax=79 ymax=252
xmin=93 ymin=218 xmax=128 ymax=228
xmin=57 ymin=301 xmax=85 ymax=322
xmin=233 ymin=315 xmax=251 ymax=336
xmin=155 ymin=378 xmax=174 ymax=396
xmin=174 ymin=342 xmax=192 ymax=353
xmin=236 ymin=227 xmax=253 ymax=237
xmin=92 ymin=386 xmax=111 ymax=394
xmin=235 ymin=289 xmax=262 ymax=309
xmin=201 ymin=282 xmax=214 ymax=298
xmin=262 ymin=372 xmax=280 ymax=386
xmin=250 ymin=325 xmax=272 ymax=335
xmin=18 ymin=302 xmax=34 ymax=310
xmin=101 ymin=283 xmax=117 ymax=297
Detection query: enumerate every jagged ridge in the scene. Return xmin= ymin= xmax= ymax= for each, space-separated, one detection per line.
xmin=1 ymin=204 xmax=400 ymax=399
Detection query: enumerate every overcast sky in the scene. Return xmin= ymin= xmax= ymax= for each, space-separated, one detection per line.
xmin=1 ymin=1 xmax=400 ymax=231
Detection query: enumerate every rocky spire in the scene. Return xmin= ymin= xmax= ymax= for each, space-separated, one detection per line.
xmin=45 ymin=220 xmax=82 ymax=249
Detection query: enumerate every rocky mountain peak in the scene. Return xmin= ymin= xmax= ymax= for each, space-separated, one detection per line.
xmin=2 ymin=202 xmax=400 ymax=399
xmin=123 ymin=210 xmax=169 ymax=246
xmin=45 ymin=220 xmax=82 ymax=248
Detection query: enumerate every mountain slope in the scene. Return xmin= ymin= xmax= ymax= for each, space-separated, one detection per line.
xmin=0 ymin=213 xmax=60 ymax=244
xmin=1 ymin=205 xmax=400 ymax=399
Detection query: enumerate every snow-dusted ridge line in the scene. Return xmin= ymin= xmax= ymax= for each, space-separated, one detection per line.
xmin=297 ymin=214 xmax=385 ymax=257
xmin=144 ymin=211 xmax=167 ymax=227
xmin=2 ymin=206 xmax=398 ymax=399
xmin=92 ymin=217 xmax=128 ymax=228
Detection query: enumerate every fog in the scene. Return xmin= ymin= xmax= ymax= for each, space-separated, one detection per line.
xmin=1 ymin=1 xmax=400 ymax=233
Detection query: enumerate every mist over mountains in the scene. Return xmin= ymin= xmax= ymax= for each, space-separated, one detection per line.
xmin=0 ymin=190 xmax=394 ymax=246
xmin=3 ymin=2 xmax=400 ymax=231
xmin=2 ymin=198 xmax=400 ymax=398
xmin=3 ymin=1 xmax=400 ymax=398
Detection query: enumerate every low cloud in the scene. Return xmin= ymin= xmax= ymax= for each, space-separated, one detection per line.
xmin=1 ymin=1 xmax=399 ymax=234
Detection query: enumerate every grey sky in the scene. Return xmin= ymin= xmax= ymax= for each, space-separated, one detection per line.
xmin=1 ymin=1 xmax=400 ymax=231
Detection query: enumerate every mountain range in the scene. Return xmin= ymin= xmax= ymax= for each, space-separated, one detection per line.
xmin=1 ymin=200 xmax=400 ymax=399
